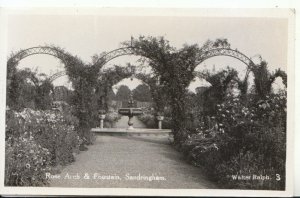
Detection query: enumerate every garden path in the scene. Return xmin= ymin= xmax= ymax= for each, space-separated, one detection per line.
xmin=49 ymin=135 xmax=216 ymax=188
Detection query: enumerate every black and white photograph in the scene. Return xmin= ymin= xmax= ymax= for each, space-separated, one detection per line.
xmin=0 ymin=6 xmax=296 ymax=197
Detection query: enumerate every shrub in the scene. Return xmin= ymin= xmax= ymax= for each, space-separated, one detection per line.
xmin=5 ymin=133 xmax=52 ymax=186
xmin=138 ymin=113 xmax=156 ymax=128
xmin=138 ymin=111 xmax=172 ymax=129
xmin=104 ymin=110 xmax=121 ymax=128
xmin=5 ymin=108 xmax=82 ymax=186
xmin=182 ymin=92 xmax=286 ymax=190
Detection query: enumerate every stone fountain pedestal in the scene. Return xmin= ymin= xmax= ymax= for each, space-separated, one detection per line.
xmin=156 ymin=115 xmax=164 ymax=129
xmin=118 ymin=108 xmax=143 ymax=130
xmin=93 ymin=94 xmax=172 ymax=137
xmin=117 ymin=93 xmax=143 ymax=130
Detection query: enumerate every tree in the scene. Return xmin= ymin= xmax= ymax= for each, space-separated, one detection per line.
xmin=115 ymin=85 xmax=131 ymax=101
xmin=132 ymin=84 xmax=152 ymax=102
xmin=35 ymin=79 xmax=54 ymax=110
xmin=96 ymin=65 xmax=133 ymax=111
xmin=199 ymin=67 xmax=239 ymax=115
xmin=123 ymin=36 xmax=202 ymax=144
xmin=6 ymin=68 xmax=54 ymax=111
xmin=52 ymin=86 xmax=74 ymax=103
xmin=252 ymin=60 xmax=287 ymax=99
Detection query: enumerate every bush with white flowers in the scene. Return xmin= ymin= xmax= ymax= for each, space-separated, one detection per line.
xmin=5 ymin=108 xmax=81 ymax=186
xmin=183 ymin=92 xmax=286 ymax=190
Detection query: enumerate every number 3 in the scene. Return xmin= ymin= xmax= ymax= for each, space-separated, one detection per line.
xmin=276 ymin=174 xmax=281 ymax=181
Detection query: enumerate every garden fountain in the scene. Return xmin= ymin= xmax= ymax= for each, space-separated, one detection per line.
xmin=91 ymin=82 xmax=171 ymax=137
xmin=118 ymin=93 xmax=143 ymax=130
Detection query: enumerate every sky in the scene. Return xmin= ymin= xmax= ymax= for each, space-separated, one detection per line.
xmin=6 ymin=11 xmax=288 ymax=90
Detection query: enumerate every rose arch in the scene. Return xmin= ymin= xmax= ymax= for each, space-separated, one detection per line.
xmin=87 ymin=46 xmax=166 ymax=114
xmin=7 ymin=46 xmax=84 ymax=84
xmin=195 ymin=47 xmax=254 ymax=75
xmin=6 ymin=40 xmax=261 ymax=146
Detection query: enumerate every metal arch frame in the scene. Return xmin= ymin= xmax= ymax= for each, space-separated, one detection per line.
xmin=48 ymin=47 xmax=135 ymax=82
xmin=196 ymin=48 xmax=255 ymax=76
xmin=49 ymin=47 xmax=150 ymax=82
xmin=7 ymin=46 xmax=72 ymax=82
xmin=9 ymin=46 xmax=138 ymax=82
xmin=94 ymin=46 xmax=255 ymax=71
xmin=8 ymin=46 xmax=69 ymax=65
xmin=49 ymin=71 xmax=67 ymax=82
xmin=93 ymin=47 xmax=135 ymax=66
xmin=10 ymin=46 xmax=255 ymax=68
xmin=14 ymin=46 xmax=255 ymax=82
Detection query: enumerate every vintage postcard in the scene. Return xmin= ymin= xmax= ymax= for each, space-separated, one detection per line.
xmin=0 ymin=7 xmax=295 ymax=197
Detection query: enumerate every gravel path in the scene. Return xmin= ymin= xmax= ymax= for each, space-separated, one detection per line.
xmin=49 ymin=135 xmax=216 ymax=189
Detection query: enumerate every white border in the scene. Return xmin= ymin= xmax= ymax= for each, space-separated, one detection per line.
xmin=0 ymin=0 xmax=296 ymax=8
xmin=0 ymin=6 xmax=8 ymax=197
xmin=0 ymin=4 xmax=297 ymax=197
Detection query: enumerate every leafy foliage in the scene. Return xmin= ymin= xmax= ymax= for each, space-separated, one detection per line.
xmin=5 ymin=108 xmax=81 ymax=186
xmin=95 ymin=65 xmax=133 ymax=111
xmin=6 ymin=38 xmax=287 ymax=190
xmin=103 ymin=110 xmax=122 ymax=128
xmin=252 ymin=61 xmax=287 ymax=99
xmin=124 ymin=36 xmax=203 ymax=143
xmin=5 ymin=133 xmax=52 ymax=186
xmin=6 ymin=68 xmax=53 ymax=111
xmin=197 ymin=68 xmax=240 ymax=115
xmin=132 ymin=84 xmax=153 ymax=102
xmin=115 ymin=85 xmax=131 ymax=101
xmin=138 ymin=110 xmax=172 ymax=129
xmin=183 ymin=92 xmax=286 ymax=190
xmin=182 ymin=58 xmax=287 ymax=190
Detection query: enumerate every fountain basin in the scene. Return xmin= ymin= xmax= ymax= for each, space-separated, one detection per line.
xmin=118 ymin=108 xmax=143 ymax=129
xmin=91 ymin=128 xmax=172 ymax=136
xmin=118 ymin=108 xmax=143 ymax=116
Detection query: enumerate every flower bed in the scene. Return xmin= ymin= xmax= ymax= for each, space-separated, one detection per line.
xmin=104 ymin=110 xmax=122 ymax=128
xmin=138 ymin=113 xmax=157 ymax=128
xmin=182 ymin=93 xmax=286 ymax=190
xmin=5 ymin=108 xmax=82 ymax=186
xmin=138 ymin=112 xmax=172 ymax=129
